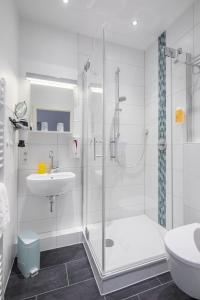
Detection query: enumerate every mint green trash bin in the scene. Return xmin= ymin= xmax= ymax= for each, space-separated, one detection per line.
xmin=17 ymin=230 xmax=40 ymax=278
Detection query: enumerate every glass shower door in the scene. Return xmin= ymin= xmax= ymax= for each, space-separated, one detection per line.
xmin=82 ymin=55 xmax=104 ymax=271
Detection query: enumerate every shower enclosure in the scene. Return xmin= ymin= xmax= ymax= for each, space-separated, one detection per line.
xmin=81 ymin=30 xmax=169 ymax=294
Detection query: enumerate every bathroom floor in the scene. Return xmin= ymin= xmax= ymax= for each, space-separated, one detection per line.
xmin=5 ymin=243 xmax=194 ymax=300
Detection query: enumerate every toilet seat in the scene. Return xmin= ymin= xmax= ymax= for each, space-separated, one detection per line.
xmin=165 ymin=223 xmax=200 ymax=269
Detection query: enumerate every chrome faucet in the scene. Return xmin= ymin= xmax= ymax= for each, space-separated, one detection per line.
xmin=49 ymin=150 xmax=59 ymax=173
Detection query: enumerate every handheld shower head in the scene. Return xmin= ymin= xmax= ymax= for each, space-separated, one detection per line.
xmin=84 ymin=59 xmax=91 ymax=72
xmin=119 ymin=96 xmax=126 ymax=102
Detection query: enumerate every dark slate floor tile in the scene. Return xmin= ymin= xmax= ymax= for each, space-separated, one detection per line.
xmin=41 ymin=244 xmax=86 ymax=268
xmin=67 ymin=257 xmax=93 ymax=285
xmin=5 ymin=264 xmax=67 ymax=300
xmin=37 ymin=278 xmax=104 ymax=300
xmin=11 ymin=258 xmax=21 ymax=276
xmin=123 ymin=297 xmax=139 ymax=300
xmin=105 ymin=277 xmax=160 ymax=300
xmin=157 ymin=272 xmax=172 ymax=284
xmin=139 ymin=282 xmax=195 ymax=300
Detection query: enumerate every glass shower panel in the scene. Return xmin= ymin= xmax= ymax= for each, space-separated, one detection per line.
xmin=167 ymin=49 xmax=192 ymax=229
xmin=103 ymin=30 xmax=167 ymax=274
xmin=82 ymin=29 xmax=168 ymax=277
xmin=104 ymin=32 xmax=146 ymax=273
xmin=82 ymin=40 xmax=104 ymax=271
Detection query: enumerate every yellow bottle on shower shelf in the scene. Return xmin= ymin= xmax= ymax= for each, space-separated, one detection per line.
xmin=37 ymin=162 xmax=47 ymax=174
xmin=176 ymin=107 xmax=185 ymax=124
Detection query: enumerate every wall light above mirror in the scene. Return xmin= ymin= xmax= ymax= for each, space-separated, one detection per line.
xmin=26 ymin=72 xmax=77 ymax=90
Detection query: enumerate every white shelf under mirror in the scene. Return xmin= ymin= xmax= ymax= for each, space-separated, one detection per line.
xmin=29 ymin=130 xmax=72 ymax=135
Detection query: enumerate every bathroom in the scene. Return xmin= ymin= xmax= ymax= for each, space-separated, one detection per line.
xmin=0 ymin=0 xmax=200 ymax=299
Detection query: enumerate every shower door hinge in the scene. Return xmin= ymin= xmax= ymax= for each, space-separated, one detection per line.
xmin=85 ymin=227 xmax=90 ymax=240
xmin=164 ymin=47 xmax=177 ymax=58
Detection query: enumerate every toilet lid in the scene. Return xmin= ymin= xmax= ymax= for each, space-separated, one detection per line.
xmin=165 ymin=223 xmax=200 ymax=268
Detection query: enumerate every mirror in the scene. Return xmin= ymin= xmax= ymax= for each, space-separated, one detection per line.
xmin=36 ymin=109 xmax=70 ymax=131
xmin=15 ymin=101 xmax=27 ymax=119
xmin=29 ymin=83 xmax=75 ymax=133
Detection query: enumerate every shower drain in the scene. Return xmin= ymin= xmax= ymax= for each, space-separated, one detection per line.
xmin=105 ymin=239 xmax=114 ymax=247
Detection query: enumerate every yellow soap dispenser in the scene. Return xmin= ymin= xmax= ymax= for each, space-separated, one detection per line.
xmin=37 ymin=162 xmax=47 ymax=174
xmin=176 ymin=107 xmax=185 ymax=124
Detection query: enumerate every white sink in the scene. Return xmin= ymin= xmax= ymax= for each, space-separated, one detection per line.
xmin=26 ymin=172 xmax=76 ymax=197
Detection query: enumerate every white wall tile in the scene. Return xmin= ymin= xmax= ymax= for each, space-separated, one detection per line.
xmin=27 ymin=132 xmax=58 ymax=145
xmin=56 ymin=231 xmax=83 ymax=248
xmin=19 ymin=218 xmax=57 ymax=234
xmin=183 ymin=143 xmax=200 ymax=224
xmin=120 ymin=85 xmax=144 ymax=107
xmin=40 ymin=236 xmax=57 ymax=251
xmin=145 ymin=121 xmax=158 ymax=145
xmin=145 ymin=145 xmax=158 ymax=167
xmin=145 ymin=101 xmax=158 ymax=125
xmin=19 ymin=144 xmax=58 ymax=171
xmin=18 ymin=195 xmax=56 ymax=222
xmin=106 ymin=60 xmax=144 ymax=87
xmin=105 ymin=164 xmax=144 ymax=188
xmin=184 ymin=205 xmax=200 ymax=224
xmin=194 ymin=0 xmax=200 ymax=26
xmin=58 ymin=144 xmax=81 ymax=168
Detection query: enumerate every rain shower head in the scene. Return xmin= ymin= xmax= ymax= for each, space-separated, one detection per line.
xmin=119 ymin=96 xmax=127 ymax=102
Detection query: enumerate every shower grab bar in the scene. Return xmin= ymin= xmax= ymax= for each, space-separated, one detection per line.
xmin=93 ymin=137 xmax=103 ymax=160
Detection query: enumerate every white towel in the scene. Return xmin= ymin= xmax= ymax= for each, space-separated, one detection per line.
xmin=0 ymin=183 xmax=10 ymax=230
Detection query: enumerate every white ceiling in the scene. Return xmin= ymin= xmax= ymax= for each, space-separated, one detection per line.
xmin=16 ymin=0 xmax=194 ymax=50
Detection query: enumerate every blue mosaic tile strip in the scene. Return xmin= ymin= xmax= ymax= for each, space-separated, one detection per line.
xmin=158 ymin=32 xmax=166 ymax=227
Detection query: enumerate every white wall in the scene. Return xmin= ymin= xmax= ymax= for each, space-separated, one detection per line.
xmin=0 ymin=0 xmax=19 ymax=288
xmin=166 ymin=0 xmax=200 ymax=227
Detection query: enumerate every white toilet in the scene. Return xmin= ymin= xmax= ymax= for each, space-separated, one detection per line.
xmin=165 ymin=223 xmax=200 ymax=299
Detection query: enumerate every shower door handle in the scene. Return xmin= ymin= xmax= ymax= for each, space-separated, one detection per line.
xmin=93 ymin=137 xmax=103 ymax=160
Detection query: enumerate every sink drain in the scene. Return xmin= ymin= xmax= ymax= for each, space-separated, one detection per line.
xmin=105 ymin=239 xmax=114 ymax=247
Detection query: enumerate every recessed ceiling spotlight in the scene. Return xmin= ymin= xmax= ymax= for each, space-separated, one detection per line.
xmin=132 ymin=20 xmax=138 ymax=27
xmin=63 ymin=0 xmax=69 ymax=4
